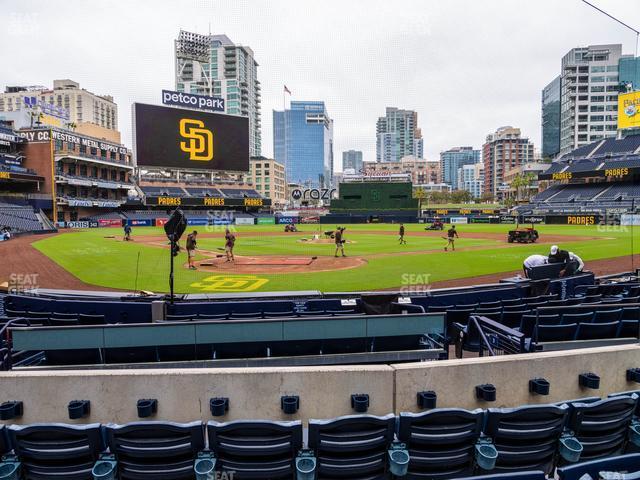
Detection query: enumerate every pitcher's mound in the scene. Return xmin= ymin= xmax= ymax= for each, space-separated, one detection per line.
xmin=193 ymin=255 xmax=366 ymax=274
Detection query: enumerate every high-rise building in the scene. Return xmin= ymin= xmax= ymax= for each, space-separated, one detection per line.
xmin=482 ymin=126 xmax=534 ymax=200
xmin=273 ymin=101 xmax=333 ymax=188
xmin=0 ymin=80 xmax=120 ymax=143
xmin=376 ymin=107 xmax=423 ymax=162
xmin=541 ymin=76 xmax=561 ymax=159
xmin=248 ymin=157 xmax=287 ymax=208
xmin=175 ymin=30 xmax=261 ymax=157
xmin=557 ymin=44 xmax=636 ymax=156
xmin=457 ymin=163 xmax=484 ymax=199
xmin=440 ymin=146 xmax=480 ymax=188
xmin=342 ymin=150 xmax=363 ymax=172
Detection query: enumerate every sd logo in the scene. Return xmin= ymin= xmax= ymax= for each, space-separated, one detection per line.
xmin=179 ymin=118 xmax=213 ymax=161
xmin=191 ymin=275 xmax=269 ymax=292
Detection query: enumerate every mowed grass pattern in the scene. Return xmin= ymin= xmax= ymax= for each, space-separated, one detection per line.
xmin=32 ymin=223 xmax=639 ymax=293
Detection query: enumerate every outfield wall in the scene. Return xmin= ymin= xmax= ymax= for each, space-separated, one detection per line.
xmin=1 ymin=344 xmax=639 ymax=425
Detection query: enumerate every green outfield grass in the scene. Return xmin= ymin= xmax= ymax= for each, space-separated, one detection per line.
xmin=32 ymin=223 xmax=639 ymax=293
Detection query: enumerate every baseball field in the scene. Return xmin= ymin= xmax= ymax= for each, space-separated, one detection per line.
xmin=9 ymin=223 xmax=640 ymax=293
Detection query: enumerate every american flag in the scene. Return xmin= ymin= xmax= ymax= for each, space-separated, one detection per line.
xmin=284 ymin=85 xmax=292 ymax=95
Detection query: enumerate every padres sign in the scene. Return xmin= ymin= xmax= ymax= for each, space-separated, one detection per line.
xmin=133 ymin=103 xmax=249 ymax=171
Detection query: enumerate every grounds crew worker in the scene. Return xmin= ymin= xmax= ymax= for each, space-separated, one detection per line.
xmin=569 ymin=251 xmax=585 ymax=273
xmin=444 ymin=225 xmax=459 ymax=251
xmin=398 ymin=223 xmax=406 ymax=245
xmin=334 ymin=227 xmax=346 ymax=257
xmin=523 ymin=254 xmax=547 ymax=278
xmin=225 ymin=228 xmax=236 ymax=262
xmin=123 ymin=224 xmax=132 ymax=241
xmin=548 ymin=245 xmax=578 ymax=277
xmin=186 ymin=230 xmax=198 ymax=270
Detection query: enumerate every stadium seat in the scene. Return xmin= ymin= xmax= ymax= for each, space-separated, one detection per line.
xmin=536 ymin=314 xmax=562 ymax=326
xmin=575 ymin=321 xmax=620 ymax=340
xmin=447 ymin=309 xmax=475 ymax=327
xmin=621 ymin=307 xmax=640 ymax=319
xmin=478 ymin=301 xmax=500 ymax=309
xmin=78 ymin=313 xmax=106 ymax=326
xmin=501 ymin=310 xmax=529 ymax=330
xmin=263 ymin=310 xmax=296 ymax=318
xmin=618 ymin=320 xmax=640 ymax=338
xmin=456 ymin=303 xmax=480 ymax=310
xmin=105 ymin=421 xmax=206 ymax=480
xmin=534 ymin=323 xmax=578 ymax=343
xmin=428 ymin=305 xmax=455 ymax=313
xmin=561 ymin=312 xmax=594 ymax=325
xmin=308 ymin=414 xmax=396 ymax=479
xmin=565 ymin=395 xmax=638 ymax=461
xmin=397 ymin=408 xmax=484 ymax=478
xmin=0 ymin=425 xmax=8 ymax=456
xmin=197 ymin=313 xmax=230 ymax=320
xmin=207 ymin=420 xmax=303 ymax=479
xmin=4 ymin=309 xmax=26 ymax=317
xmin=593 ymin=308 xmax=623 ymax=323
xmin=557 ymin=453 xmax=640 ymax=480
xmin=453 ymin=472 xmax=546 ymax=480
xmin=622 ymin=296 xmax=640 ymax=304
xmin=229 ymin=311 xmax=263 ymax=319
xmin=9 ymin=423 xmax=105 ymax=479
xmin=502 ymin=298 xmax=526 ymax=307
xmin=165 ymin=314 xmax=193 ymax=321
xmin=482 ymin=404 xmax=570 ymax=474
xmin=547 ymin=299 xmax=569 ymax=307
xmin=502 ymin=304 xmax=527 ymax=312
xmin=582 ymin=295 xmax=603 ymax=304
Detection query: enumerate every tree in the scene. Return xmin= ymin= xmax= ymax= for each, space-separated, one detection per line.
xmin=414 ymin=187 xmax=427 ymax=214
xmin=480 ymin=192 xmax=495 ymax=203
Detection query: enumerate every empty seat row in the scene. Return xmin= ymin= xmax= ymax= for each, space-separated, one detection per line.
xmin=1 ymin=394 xmax=639 ymax=479
xmin=163 ymin=309 xmax=358 ymax=322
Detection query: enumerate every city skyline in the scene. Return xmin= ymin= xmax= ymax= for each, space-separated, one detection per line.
xmin=2 ymin=0 xmax=640 ymax=170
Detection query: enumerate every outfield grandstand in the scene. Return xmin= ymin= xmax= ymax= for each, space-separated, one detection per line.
xmin=519 ymin=134 xmax=640 ymax=219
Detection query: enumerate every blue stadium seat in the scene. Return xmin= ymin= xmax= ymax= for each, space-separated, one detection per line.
xmin=536 ymin=314 xmax=562 ymax=326
xmin=565 ymin=395 xmax=638 ymax=462
xmin=9 ymin=423 xmax=105 ymax=480
xmin=575 ymin=321 xmax=620 ymax=340
xmin=397 ymin=408 xmax=484 ymax=478
xmin=618 ymin=320 xmax=640 ymax=338
xmin=593 ymin=308 xmax=623 ymax=323
xmin=482 ymin=404 xmax=570 ymax=474
xmin=207 ymin=420 xmax=303 ymax=479
xmin=502 ymin=310 xmax=529 ymax=330
xmin=557 ymin=453 xmax=640 ymax=480
xmin=534 ymin=323 xmax=578 ymax=343
xmin=308 ymin=414 xmax=396 ymax=479
xmin=105 ymin=421 xmax=205 ymax=480
xmin=561 ymin=312 xmax=594 ymax=325
xmin=0 ymin=425 xmax=8 ymax=456
xmin=454 ymin=472 xmax=545 ymax=480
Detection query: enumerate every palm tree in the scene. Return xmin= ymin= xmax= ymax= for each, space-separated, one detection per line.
xmin=414 ymin=186 xmax=427 ymax=215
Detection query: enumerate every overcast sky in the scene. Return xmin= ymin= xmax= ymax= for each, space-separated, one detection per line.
xmin=3 ymin=0 xmax=640 ymax=169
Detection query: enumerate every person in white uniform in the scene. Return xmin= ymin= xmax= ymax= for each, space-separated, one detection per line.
xmin=568 ymin=251 xmax=584 ymax=273
xmin=523 ymin=254 xmax=548 ymax=278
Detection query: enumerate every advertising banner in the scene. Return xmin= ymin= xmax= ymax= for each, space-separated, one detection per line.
xmin=450 ymin=217 xmax=468 ymax=224
xmin=300 ymin=216 xmax=320 ymax=224
xmin=133 ymin=103 xmax=249 ymax=171
xmin=522 ymin=215 xmax=544 ymax=224
xmin=277 ymin=216 xmax=299 ymax=224
xmin=618 ymin=91 xmax=640 ymax=130
xmin=257 ymin=217 xmax=276 ymax=225
xmin=154 ymin=218 xmax=168 ymax=227
xmin=545 ymin=214 xmax=601 ymax=225
xmin=187 ymin=218 xmax=209 ymax=226
xmin=621 ymin=214 xmax=640 ymax=226
xmin=98 ymin=219 xmax=122 ymax=227
xmin=126 ymin=219 xmax=153 ymax=227
xmin=146 ymin=196 xmax=270 ymax=208
xmin=500 ymin=215 xmax=517 ymax=224
xmin=235 ymin=217 xmax=255 ymax=225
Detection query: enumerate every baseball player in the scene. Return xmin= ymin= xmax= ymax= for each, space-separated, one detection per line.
xmin=334 ymin=227 xmax=346 ymax=257
xmin=398 ymin=224 xmax=406 ymax=245
xmin=186 ymin=230 xmax=198 ymax=270
xmin=224 ymin=228 xmax=236 ymax=262
xmin=444 ymin=225 xmax=459 ymax=251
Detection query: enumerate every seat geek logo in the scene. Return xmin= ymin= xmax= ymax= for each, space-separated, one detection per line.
xmin=162 ymin=89 xmax=224 ymax=113
xmin=179 ymin=118 xmax=214 ymax=161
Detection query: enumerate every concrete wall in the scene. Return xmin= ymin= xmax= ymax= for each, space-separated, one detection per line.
xmin=1 ymin=345 xmax=639 ymax=425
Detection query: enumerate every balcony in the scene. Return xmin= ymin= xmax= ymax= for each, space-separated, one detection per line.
xmin=55 ymin=149 xmax=133 ymax=168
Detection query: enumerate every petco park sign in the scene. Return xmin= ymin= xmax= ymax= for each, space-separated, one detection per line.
xmin=162 ymin=90 xmax=225 ymax=113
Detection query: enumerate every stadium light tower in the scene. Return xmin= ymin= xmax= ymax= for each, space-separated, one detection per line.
xmin=175 ymin=30 xmax=213 ymax=96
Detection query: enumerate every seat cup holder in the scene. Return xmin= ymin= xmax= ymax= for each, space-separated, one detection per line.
xmin=630 ymin=422 xmax=640 ymax=447
xmin=68 ymin=400 xmax=90 ymax=420
xmin=627 ymin=368 xmax=640 ymax=383
xmin=475 ymin=384 xmax=496 ymax=402
xmin=0 ymin=401 xmax=22 ymax=421
xmin=475 ymin=442 xmax=498 ymax=471
xmin=91 ymin=459 xmax=117 ymax=480
xmin=529 ymin=378 xmax=550 ymax=396
xmin=417 ymin=391 xmax=437 ymax=409
xmin=295 ymin=455 xmax=317 ymax=480
xmin=579 ymin=372 xmax=600 ymax=389
xmin=351 ymin=394 xmax=370 ymax=413
xmin=210 ymin=398 xmax=229 ymax=417
xmin=388 ymin=445 xmax=410 ymax=476
xmin=559 ymin=436 xmax=583 ymax=463
xmin=136 ymin=399 xmax=157 ymax=418
xmin=281 ymin=396 xmax=300 ymax=415
xmin=0 ymin=462 xmax=20 ymax=480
